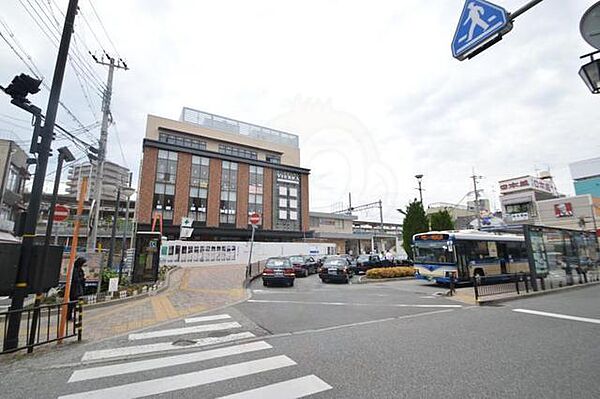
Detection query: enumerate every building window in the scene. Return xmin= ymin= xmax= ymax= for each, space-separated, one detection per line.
xmin=6 ymin=166 xmax=22 ymax=194
xmin=266 ymin=154 xmax=281 ymax=164
xmin=248 ymin=165 xmax=263 ymax=225
xmin=274 ymin=171 xmax=300 ymax=230
xmin=159 ymin=131 xmax=206 ymax=150
xmin=189 ymin=156 xmax=210 ymax=222
xmin=220 ymin=160 xmax=237 ymax=225
xmin=218 ymin=144 xmax=257 ymax=160
xmin=505 ymin=203 xmax=529 ymax=214
xmin=153 ymin=150 xmax=178 ymax=220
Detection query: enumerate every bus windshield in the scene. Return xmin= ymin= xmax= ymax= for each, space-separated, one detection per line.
xmin=414 ymin=241 xmax=454 ymax=264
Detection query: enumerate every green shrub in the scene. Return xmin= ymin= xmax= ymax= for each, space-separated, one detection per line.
xmin=366 ymin=267 xmax=415 ymax=279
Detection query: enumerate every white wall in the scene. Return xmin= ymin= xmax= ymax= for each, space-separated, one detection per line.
xmin=160 ymin=240 xmax=336 ymax=267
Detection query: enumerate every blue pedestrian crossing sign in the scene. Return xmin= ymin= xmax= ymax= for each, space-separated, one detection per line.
xmin=451 ymin=0 xmax=510 ymax=60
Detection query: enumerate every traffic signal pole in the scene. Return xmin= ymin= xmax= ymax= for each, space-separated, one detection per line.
xmin=4 ymin=0 xmax=79 ymax=351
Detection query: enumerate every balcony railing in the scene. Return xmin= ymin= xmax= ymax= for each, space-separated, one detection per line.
xmin=180 ymin=107 xmax=299 ymax=148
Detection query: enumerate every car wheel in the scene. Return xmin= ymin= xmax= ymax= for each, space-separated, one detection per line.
xmin=263 ymin=281 xmax=268 ymax=287
xmin=289 ymin=280 xmax=294 ymax=287
xmin=322 ymin=278 xmax=328 ymax=283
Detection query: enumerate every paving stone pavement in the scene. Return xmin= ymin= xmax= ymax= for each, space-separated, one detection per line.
xmin=81 ymin=264 xmax=248 ymax=341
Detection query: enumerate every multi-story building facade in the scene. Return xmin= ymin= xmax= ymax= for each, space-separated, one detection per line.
xmin=66 ymin=160 xmax=130 ymax=201
xmin=136 ymin=108 xmax=310 ymax=241
xmin=499 ymin=172 xmax=560 ymax=225
xmin=569 ymin=156 xmax=600 ymax=198
xmin=0 ymin=140 xmax=29 ymax=239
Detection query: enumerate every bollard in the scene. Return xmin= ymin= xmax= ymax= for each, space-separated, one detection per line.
xmin=77 ymin=299 xmax=83 ymax=342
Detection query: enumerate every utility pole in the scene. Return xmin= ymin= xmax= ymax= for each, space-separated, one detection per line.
xmin=4 ymin=0 xmax=78 ymax=351
xmin=471 ymin=171 xmax=482 ymax=230
xmin=87 ymin=55 xmax=128 ymax=253
xmin=119 ymin=172 xmax=133 ymax=282
xmin=378 ymin=199 xmax=384 ymax=233
xmin=347 ymin=192 xmax=352 ymax=216
xmin=107 ymin=187 xmax=120 ymax=271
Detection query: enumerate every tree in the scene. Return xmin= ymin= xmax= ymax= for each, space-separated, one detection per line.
xmin=430 ymin=210 xmax=455 ymax=231
xmin=401 ymin=200 xmax=429 ymax=259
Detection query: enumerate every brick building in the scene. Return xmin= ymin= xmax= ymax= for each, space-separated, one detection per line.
xmin=136 ymin=107 xmax=310 ymax=241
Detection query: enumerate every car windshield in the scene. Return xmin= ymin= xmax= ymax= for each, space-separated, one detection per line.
xmin=324 ymin=259 xmax=346 ymax=266
xmin=266 ymin=259 xmax=290 ymax=268
xmin=414 ymin=241 xmax=454 ymax=264
xmin=357 ymin=255 xmax=370 ymax=261
xmin=289 ymin=256 xmax=304 ymax=263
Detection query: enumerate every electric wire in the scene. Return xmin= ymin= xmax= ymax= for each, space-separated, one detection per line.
xmin=87 ymin=0 xmax=121 ymax=60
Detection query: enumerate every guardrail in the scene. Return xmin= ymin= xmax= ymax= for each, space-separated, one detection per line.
xmin=473 ymin=273 xmax=531 ymax=301
xmin=1 ymin=300 xmax=82 ymax=354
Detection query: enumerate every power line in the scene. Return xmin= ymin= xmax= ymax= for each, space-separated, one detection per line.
xmin=27 ymin=0 xmax=106 ymax=93
xmin=87 ymin=0 xmax=121 ymax=59
xmin=0 ymin=16 xmax=44 ymax=78
xmin=11 ymin=0 xmax=103 ymax=139
xmin=112 ymin=121 xmax=128 ymax=168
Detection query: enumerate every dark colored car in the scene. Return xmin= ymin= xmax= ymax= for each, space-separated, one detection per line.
xmin=288 ymin=255 xmax=318 ymax=277
xmin=319 ymin=256 xmax=353 ymax=283
xmin=262 ymin=257 xmax=296 ymax=287
xmin=355 ymin=254 xmax=382 ymax=274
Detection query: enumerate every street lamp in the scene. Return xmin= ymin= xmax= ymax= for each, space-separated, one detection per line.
xmin=579 ymin=51 xmax=600 ymax=94
xmin=415 ymin=174 xmax=424 ymax=204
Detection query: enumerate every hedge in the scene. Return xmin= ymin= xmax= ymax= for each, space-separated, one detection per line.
xmin=366 ymin=267 xmax=415 ymax=279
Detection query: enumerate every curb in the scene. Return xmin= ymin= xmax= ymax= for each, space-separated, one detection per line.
xmin=477 ymin=280 xmax=600 ymax=306
xmin=356 ymin=276 xmax=415 ymax=284
xmin=244 ymin=272 xmax=263 ymax=289
xmin=82 ymin=267 xmax=179 ymax=310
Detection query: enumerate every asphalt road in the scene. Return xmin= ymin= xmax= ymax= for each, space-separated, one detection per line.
xmin=1 ymin=274 xmax=599 ymax=398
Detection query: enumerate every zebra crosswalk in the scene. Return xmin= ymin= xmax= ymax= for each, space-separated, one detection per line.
xmin=60 ymin=313 xmax=332 ymax=398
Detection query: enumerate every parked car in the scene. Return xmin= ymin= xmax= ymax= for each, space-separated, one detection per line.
xmin=355 ymin=254 xmax=383 ymax=274
xmin=319 ymin=256 xmax=353 ymax=283
xmin=262 ymin=257 xmax=296 ymax=287
xmin=288 ymin=255 xmax=318 ymax=277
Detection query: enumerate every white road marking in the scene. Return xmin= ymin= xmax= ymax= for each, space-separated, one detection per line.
xmin=81 ymin=332 xmax=255 ymax=362
xmin=513 ymin=309 xmax=600 ymax=325
xmin=70 ymin=341 xmax=272 ymax=383
xmin=217 ymin=375 xmax=332 ymax=399
xmin=59 ymin=356 xmax=297 ymax=399
xmin=247 ymin=299 xmax=462 ymax=308
xmin=128 ymin=321 xmax=241 ymax=341
xmin=184 ymin=314 xmax=231 ymax=324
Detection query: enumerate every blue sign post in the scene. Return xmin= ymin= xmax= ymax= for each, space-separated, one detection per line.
xmin=452 ymin=0 xmax=510 ymax=60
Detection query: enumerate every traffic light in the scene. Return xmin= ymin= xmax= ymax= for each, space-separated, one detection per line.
xmin=0 ymin=74 xmax=42 ymax=103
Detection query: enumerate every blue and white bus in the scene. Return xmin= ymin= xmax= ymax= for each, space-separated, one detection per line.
xmin=412 ymin=230 xmax=529 ymax=284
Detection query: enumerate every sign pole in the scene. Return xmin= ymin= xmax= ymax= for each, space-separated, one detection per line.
xmin=58 ymin=176 xmax=87 ymax=342
xmin=247 ymin=224 xmax=256 ymax=278
xmin=27 ymin=151 xmax=69 ymax=351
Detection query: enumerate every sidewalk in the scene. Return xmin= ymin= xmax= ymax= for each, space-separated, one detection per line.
xmin=79 ymin=264 xmax=248 ymax=341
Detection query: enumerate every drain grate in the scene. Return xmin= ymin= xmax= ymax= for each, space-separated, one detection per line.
xmin=172 ymin=339 xmax=196 ymax=347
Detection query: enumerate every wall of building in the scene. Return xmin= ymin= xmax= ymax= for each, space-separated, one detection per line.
xmin=574 ymin=177 xmax=600 ymax=198
xmin=537 ymin=195 xmax=600 ymax=232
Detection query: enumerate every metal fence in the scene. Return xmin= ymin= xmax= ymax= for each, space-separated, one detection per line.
xmin=0 ymin=300 xmax=82 ymax=354
xmin=473 ymin=273 xmax=532 ymax=301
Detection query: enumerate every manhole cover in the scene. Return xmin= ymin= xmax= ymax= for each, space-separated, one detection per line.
xmin=172 ymin=339 xmax=196 ymax=347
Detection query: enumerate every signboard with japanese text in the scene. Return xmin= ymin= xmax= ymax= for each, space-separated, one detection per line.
xmin=499 ymin=176 xmax=558 ymax=196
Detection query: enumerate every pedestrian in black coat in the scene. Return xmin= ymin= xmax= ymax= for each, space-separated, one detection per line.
xmin=68 ymin=257 xmax=86 ymax=320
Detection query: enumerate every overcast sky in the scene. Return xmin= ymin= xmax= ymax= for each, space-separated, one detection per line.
xmin=1 ymin=0 xmax=599 ymax=223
